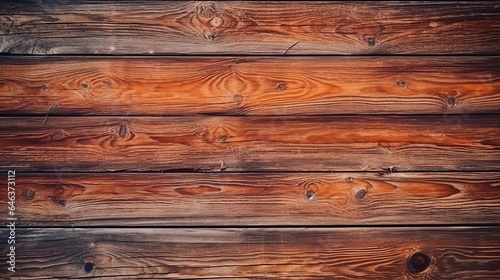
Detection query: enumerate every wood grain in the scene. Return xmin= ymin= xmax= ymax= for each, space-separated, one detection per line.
xmin=2 ymin=172 xmax=499 ymax=226
xmin=1 ymin=227 xmax=499 ymax=278
xmin=1 ymin=1 xmax=500 ymax=55
xmin=0 ymin=116 xmax=499 ymax=172
xmin=1 ymin=56 xmax=499 ymax=115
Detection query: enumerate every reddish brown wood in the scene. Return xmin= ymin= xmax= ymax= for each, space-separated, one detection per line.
xmin=1 ymin=172 xmax=498 ymax=226
xmin=0 ymin=56 xmax=499 ymax=115
xmin=1 ymin=116 xmax=498 ymax=172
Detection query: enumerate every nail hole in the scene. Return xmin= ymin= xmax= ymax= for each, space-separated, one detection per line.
xmin=24 ymin=189 xmax=35 ymax=200
xmin=397 ymin=80 xmax=406 ymax=88
xmin=41 ymin=84 xmax=48 ymax=91
xmin=82 ymin=82 xmax=89 ymax=89
xmin=305 ymin=190 xmax=315 ymax=201
xmin=408 ymin=252 xmax=431 ymax=273
xmin=84 ymin=262 xmax=95 ymax=273
xmin=345 ymin=177 xmax=354 ymax=183
xmin=277 ymin=83 xmax=287 ymax=91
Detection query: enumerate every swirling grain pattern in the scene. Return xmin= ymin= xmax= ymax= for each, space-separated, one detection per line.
xmin=0 ymin=56 xmax=499 ymax=115
xmin=1 ymin=172 xmax=498 ymax=226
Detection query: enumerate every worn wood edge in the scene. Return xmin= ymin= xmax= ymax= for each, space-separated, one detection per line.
xmin=1 ymin=227 xmax=499 ymax=278
xmin=0 ymin=172 xmax=499 ymax=226
xmin=1 ymin=56 xmax=499 ymax=115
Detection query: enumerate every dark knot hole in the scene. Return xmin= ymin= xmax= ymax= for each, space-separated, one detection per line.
xmin=408 ymin=252 xmax=431 ymax=273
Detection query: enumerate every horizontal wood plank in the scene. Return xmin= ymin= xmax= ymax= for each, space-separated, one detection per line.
xmin=1 ymin=172 xmax=499 ymax=226
xmin=0 ymin=116 xmax=499 ymax=172
xmin=1 ymin=227 xmax=499 ymax=278
xmin=1 ymin=1 xmax=500 ymax=55
xmin=1 ymin=56 xmax=499 ymax=115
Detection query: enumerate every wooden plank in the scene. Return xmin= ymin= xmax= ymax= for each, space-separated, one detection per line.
xmin=2 ymin=172 xmax=499 ymax=226
xmin=1 ymin=1 xmax=500 ymax=55
xmin=1 ymin=56 xmax=499 ymax=115
xmin=1 ymin=116 xmax=499 ymax=172
xmin=1 ymin=227 xmax=499 ymax=278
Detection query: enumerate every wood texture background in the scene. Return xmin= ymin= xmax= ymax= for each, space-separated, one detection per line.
xmin=1 ymin=1 xmax=499 ymax=278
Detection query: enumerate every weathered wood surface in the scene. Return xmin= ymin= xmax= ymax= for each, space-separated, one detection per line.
xmin=1 ymin=172 xmax=498 ymax=226
xmin=2 ymin=1 xmax=500 ymax=55
xmin=1 ymin=116 xmax=499 ymax=172
xmin=1 ymin=227 xmax=499 ymax=279
xmin=1 ymin=56 xmax=499 ymax=115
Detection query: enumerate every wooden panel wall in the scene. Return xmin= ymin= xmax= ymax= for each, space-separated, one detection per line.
xmin=1 ymin=1 xmax=499 ymax=278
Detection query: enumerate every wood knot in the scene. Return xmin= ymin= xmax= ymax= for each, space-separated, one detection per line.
xmin=54 ymin=186 xmax=65 ymax=195
xmin=56 ymin=199 xmax=66 ymax=207
xmin=219 ymin=134 xmax=228 ymax=143
xmin=407 ymin=252 xmax=431 ymax=273
xmin=211 ymin=126 xmax=230 ymax=144
xmin=41 ymin=84 xmax=48 ymax=91
xmin=396 ymin=80 xmax=406 ymax=88
xmin=354 ymin=188 xmax=367 ymax=200
xmin=446 ymin=96 xmax=457 ymax=108
xmin=24 ymin=189 xmax=35 ymax=200
xmin=118 ymin=124 xmax=127 ymax=138
xmin=84 ymin=262 xmax=95 ymax=273
xmin=366 ymin=37 xmax=376 ymax=46
xmin=210 ymin=16 xmax=224 ymax=27
xmin=277 ymin=83 xmax=287 ymax=91
xmin=345 ymin=177 xmax=354 ymax=183
xmin=305 ymin=190 xmax=315 ymax=201
xmin=199 ymin=4 xmax=217 ymax=18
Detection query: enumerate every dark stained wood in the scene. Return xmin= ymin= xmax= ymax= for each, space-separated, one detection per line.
xmin=1 ymin=56 xmax=499 ymax=115
xmin=0 ymin=116 xmax=499 ymax=172
xmin=2 ymin=172 xmax=499 ymax=226
xmin=1 ymin=227 xmax=499 ymax=278
xmin=1 ymin=1 xmax=500 ymax=55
